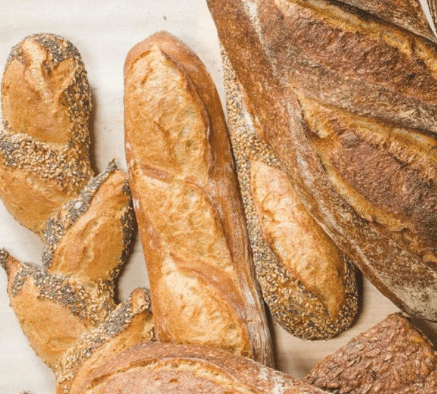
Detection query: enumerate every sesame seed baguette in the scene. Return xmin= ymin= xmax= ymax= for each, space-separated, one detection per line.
xmin=221 ymin=48 xmax=359 ymax=340
xmin=68 ymin=341 xmax=328 ymax=394
xmin=0 ymin=33 xmax=94 ymax=236
xmin=124 ymin=31 xmax=273 ymax=366
xmin=206 ymin=0 xmax=437 ymax=320
xmin=305 ymin=313 xmax=437 ymax=393
xmin=0 ymin=165 xmax=138 ymax=371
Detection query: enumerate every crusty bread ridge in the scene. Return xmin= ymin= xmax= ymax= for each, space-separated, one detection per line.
xmin=221 ymin=47 xmax=359 ymax=340
xmin=305 ymin=313 xmax=437 ymax=393
xmin=124 ymin=31 xmax=273 ymax=366
xmin=68 ymin=341 xmax=328 ymax=394
xmin=0 ymin=34 xmax=155 ymax=394
xmin=206 ymin=0 xmax=437 ymax=321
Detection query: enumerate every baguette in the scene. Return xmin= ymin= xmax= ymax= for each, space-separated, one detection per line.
xmin=221 ymin=48 xmax=359 ymax=339
xmin=0 ymin=33 xmax=93 ymax=236
xmin=206 ymin=0 xmax=437 ymax=320
xmin=124 ymin=31 xmax=273 ymax=365
xmin=305 ymin=313 xmax=437 ymax=393
xmin=68 ymin=341 xmax=328 ymax=394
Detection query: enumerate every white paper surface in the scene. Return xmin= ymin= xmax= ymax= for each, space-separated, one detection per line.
xmin=0 ymin=1 xmax=436 ymax=393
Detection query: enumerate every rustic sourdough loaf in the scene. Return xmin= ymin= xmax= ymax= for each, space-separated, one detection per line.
xmin=206 ymin=0 xmax=437 ymax=321
xmin=124 ymin=31 xmax=273 ymax=365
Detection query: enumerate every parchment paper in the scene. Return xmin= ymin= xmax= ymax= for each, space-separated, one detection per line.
xmin=0 ymin=1 xmax=436 ymax=393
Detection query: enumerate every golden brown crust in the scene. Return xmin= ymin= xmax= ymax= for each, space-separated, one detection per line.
xmin=124 ymin=31 xmax=273 ymax=365
xmin=0 ymin=33 xmax=93 ymax=235
xmin=0 ymin=164 xmax=139 ymax=375
xmin=221 ymin=48 xmax=358 ymax=339
xmin=305 ymin=313 xmax=437 ymax=393
xmin=206 ymin=0 xmax=437 ymax=320
xmin=68 ymin=341 xmax=328 ymax=394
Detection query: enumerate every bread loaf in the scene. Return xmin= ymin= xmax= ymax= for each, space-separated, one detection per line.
xmin=221 ymin=46 xmax=359 ymax=339
xmin=0 ymin=34 xmax=154 ymax=394
xmin=0 ymin=33 xmax=93 ymax=236
xmin=206 ymin=0 xmax=437 ymax=320
xmin=68 ymin=341 xmax=328 ymax=394
xmin=124 ymin=31 xmax=273 ymax=365
xmin=305 ymin=313 xmax=437 ymax=393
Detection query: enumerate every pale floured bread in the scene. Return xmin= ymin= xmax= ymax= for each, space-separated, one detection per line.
xmin=206 ymin=0 xmax=437 ymax=320
xmin=305 ymin=313 xmax=437 ymax=393
xmin=221 ymin=48 xmax=359 ymax=339
xmin=68 ymin=341 xmax=328 ymax=394
xmin=0 ymin=33 xmax=94 ymax=236
xmin=124 ymin=31 xmax=273 ymax=365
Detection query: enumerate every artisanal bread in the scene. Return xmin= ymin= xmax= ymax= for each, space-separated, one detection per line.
xmin=206 ymin=0 xmax=437 ymax=320
xmin=340 ymin=0 xmax=436 ymax=42
xmin=0 ymin=33 xmax=93 ymax=236
xmin=68 ymin=341 xmax=328 ymax=394
xmin=0 ymin=34 xmax=154 ymax=393
xmin=0 ymin=164 xmax=145 ymax=369
xmin=124 ymin=31 xmax=273 ymax=365
xmin=221 ymin=47 xmax=359 ymax=339
xmin=305 ymin=313 xmax=437 ymax=393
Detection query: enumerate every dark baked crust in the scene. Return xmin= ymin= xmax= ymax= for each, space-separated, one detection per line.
xmin=305 ymin=313 xmax=437 ymax=393
xmin=206 ymin=0 xmax=437 ymax=320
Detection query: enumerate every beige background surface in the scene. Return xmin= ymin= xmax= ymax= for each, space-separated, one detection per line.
xmin=0 ymin=1 xmax=436 ymax=393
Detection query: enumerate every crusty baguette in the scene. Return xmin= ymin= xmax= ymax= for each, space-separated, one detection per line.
xmin=0 ymin=33 xmax=93 ymax=236
xmin=68 ymin=341 xmax=328 ymax=394
xmin=124 ymin=31 xmax=273 ymax=365
xmin=221 ymin=48 xmax=359 ymax=340
xmin=206 ymin=0 xmax=437 ymax=320
xmin=305 ymin=313 xmax=437 ymax=393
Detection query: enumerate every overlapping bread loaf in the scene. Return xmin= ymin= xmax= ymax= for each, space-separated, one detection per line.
xmin=0 ymin=34 xmax=155 ymax=394
xmin=305 ymin=313 xmax=437 ymax=393
xmin=124 ymin=31 xmax=273 ymax=365
xmin=206 ymin=0 xmax=437 ymax=321
xmin=221 ymin=46 xmax=359 ymax=339
xmin=68 ymin=341 xmax=328 ymax=394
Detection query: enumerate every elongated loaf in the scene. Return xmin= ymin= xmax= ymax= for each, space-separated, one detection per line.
xmin=68 ymin=341 xmax=328 ymax=394
xmin=0 ymin=33 xmax=93 ymax=236
xmin=222 ymin=47 xmax=359 ymax=339
xmin=305 ymin=313 xmax=437 ymax=393
xmin=206 ymin=0 xmax=437 ymax=321
xmin=124 ymin=31 xmax=273 ymax=365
